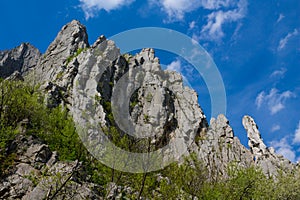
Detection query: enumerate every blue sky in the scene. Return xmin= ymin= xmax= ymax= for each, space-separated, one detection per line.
xmin=1 ymin=0 xmax=300 ymax=162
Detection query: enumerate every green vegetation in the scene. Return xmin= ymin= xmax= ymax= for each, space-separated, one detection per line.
xmin=0 ymin=79 xmax=42 ymax=175
xmin=94 ymin=94 xmax=102 ymax=102
xmin=65 ymin=48 xmax=87 ymax=65
xmin=145 ymin=92 xmax=153 ymax=102
xmin=0 ymin=79 xmax=86 ymax=175
xmin=1 ymin=79 xmax=300 ymax=199
xmin=123 ymin=53 xmax=133 ymax=62
xmin=56 ymin=71 xmax=64 ymax=80
xmin=143 ymin=114 xmax=150 ymax=123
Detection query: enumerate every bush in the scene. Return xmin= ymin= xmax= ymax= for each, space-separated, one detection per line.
xmin=0 ymin=79 xmax=45 ymax=175
xmin=37 ymin=106 xmax=83 ymax=161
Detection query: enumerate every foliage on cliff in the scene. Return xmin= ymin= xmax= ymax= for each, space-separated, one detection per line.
xmin=1 ymin=80 xmax=300 ymax=199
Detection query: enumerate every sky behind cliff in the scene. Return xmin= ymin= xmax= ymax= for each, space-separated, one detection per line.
xmin=1 ymin=0 xmax=300 ymax=162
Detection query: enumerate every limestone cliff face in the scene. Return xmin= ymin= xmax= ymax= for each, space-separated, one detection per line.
xmin=0 ymin=20 xmax=297 ymax=180
xmin=243 ymin=116 xmax=294 ymax=177
xmin=33 ymin=20 xmax=89 ymax=84
xmin=0 ymin=43 xmax=41 ymax=78
xmin=0 ymin=134 xmax=102 ymax=199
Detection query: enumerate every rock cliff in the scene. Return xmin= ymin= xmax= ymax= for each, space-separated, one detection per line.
xmin=0 ymin=20 xmax=298 ymax=199
xmin=0 ymin=43 xmax=40 ymax=78
xmin=0 ymin=135 xmax=101 ymax=199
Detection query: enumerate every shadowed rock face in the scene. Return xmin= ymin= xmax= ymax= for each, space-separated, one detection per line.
xmin=0 ymin=20 xmax=298 ymax=198
xmin=0 ymin=43 xmax=41 ymax=78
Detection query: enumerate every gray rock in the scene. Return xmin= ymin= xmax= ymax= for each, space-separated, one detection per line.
xmin=71 ymin=46 xmax=207 ymax=171
xmin=23 ymin=160 xmax=102 ymax=200
xmin=106 ymin=182 xmax=133 ymax=199
xmin=46 ymin=151 xmax=58 ymax=167
xmin=26 ymin=20 xmax=89 ymax=109
xmin=243 ymin=115 xmax=267 ymax=157
xmin=1 ymin=134 xmax=102 ymax=200
xmin=31 ymin=20 xmax=89 ymax=85
xmin=242 ymin=115 xmax=295 ymax=177
xmin=19 ymin=143 xmax=52 ymax=166
xmin=15 ymin=163 xmax=39 ymax=177
xmin=193 ymin=114 xmax=253 ymax=179
xmin=0 ymin=43 xmax=41 ymax=78
xmin=1 ymin=20 xmax=299 ymax=199
xmin=5 ymin=71 xmax=24 ymax=81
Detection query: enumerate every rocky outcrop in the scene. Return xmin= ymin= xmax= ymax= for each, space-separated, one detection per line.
xmin=29 ymin=20 xmax=89 ymax=108
xmin=5 ymin=71 xmax=24 ymax=81
xmin=243 ymin=115 xmax=294 ymax=177
xmin=33 ymin=20 xmax=89 ymax=83
xmin=0 ymin=20 xmax=298 ymax=199
xmin=71 ymin=43 xmax=208 ymax=172
xmin=0 ymin=135 xmax=102 ymax=200
xmin=0 ymin=43 xmax=40 ymax=78
xmin=192 ymin=115 xmax=253 ymax=179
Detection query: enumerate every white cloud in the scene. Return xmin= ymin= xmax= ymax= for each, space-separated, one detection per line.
xmin=166 ymin=59 xmax=182 ymax=72
xmin=255 ymin=91 xmax=265 ymax=108
xmin=270 ymin=68 xmax=287 ymax=78
xmin=276 ymin=13 xmax=285 ymax=23
xmin=189 ymin=21 xmax=196 ymax=29
xmin=80 ymin=0 xmax=135 ymax=19
xmin=293 ymin=121 xmax=300 ymax=144
xmin=271 ymin=124 xmax=281 ymax=132
xmin=200 ymin=0 xmax=248 ymax=41
xmin=270 ymin=138 xmax=296 ymax=162
xmin=200 ymin=0 xmax=233 ymax=10
xmin=148 ymin=0 xmax=247 ymax=41
xmin=150 ymin=0 xmax=202 ymax=21
xmin=278 ymin=29 xmax=299 ymax=51
xmin=255 ymin=88 xmax=295 ymax=115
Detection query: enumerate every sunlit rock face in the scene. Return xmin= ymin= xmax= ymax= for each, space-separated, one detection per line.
xmin=0 ymin=21 xmax=297 ymax=196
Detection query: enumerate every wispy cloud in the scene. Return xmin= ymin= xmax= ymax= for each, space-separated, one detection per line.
xmin=293 ymin=121 xmax=300 ymax=144
xmin=149 ymin=0 xmax=202 ymax=21
xmin=276 ymin=13 xmax=285 ymax=23
xmin=166 ymin=59 xmax=182 ymax=72
xmin=270 ymin=138 xmax=296 ymax=162
xmin=149 ymin=0 xmax=248 ymax=41
xmin=255 ymin=88 xmax=295 ymax=115
xmin=271 ymin=124 xmax=281 ymax=132
xmin=189 ymin=21 xmax=196 ymax=30
xmin=79 ymin=0 xmax=135 ymax=19
xmin=255 ymin=92 xmax=265 ymax=109
xmin=270 ymin=68 xmax=287 ymax=78
xmin=200 ymin=0 xmax=234 ymax=10
xmin=278 ymin=29 xmax=299 ymax=51
xmin=200 ymin=0 xmax=247 ymax=42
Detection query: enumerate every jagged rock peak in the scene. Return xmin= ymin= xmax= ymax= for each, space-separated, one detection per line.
xmin=210 ymin=114 xmax=234 ymax=139
xmin=243 ymin=115 xmax=296 ymax=176
xmin=45 ymin=20 xmax=89 ymax=56
xmin=32 ymin=20 xmax=89 ymax=85
xmin=0 ymin=43 xmax=41 ymax=78
xmin=125 ymin=48 xmax=161 ymax=74
xmin=137 ymin=48 xmax=157 ymax=62
xmin=242 ymin=115 xmax=267 ymax=157
xmin=92 ymin=35 xmax=107 ymax=48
